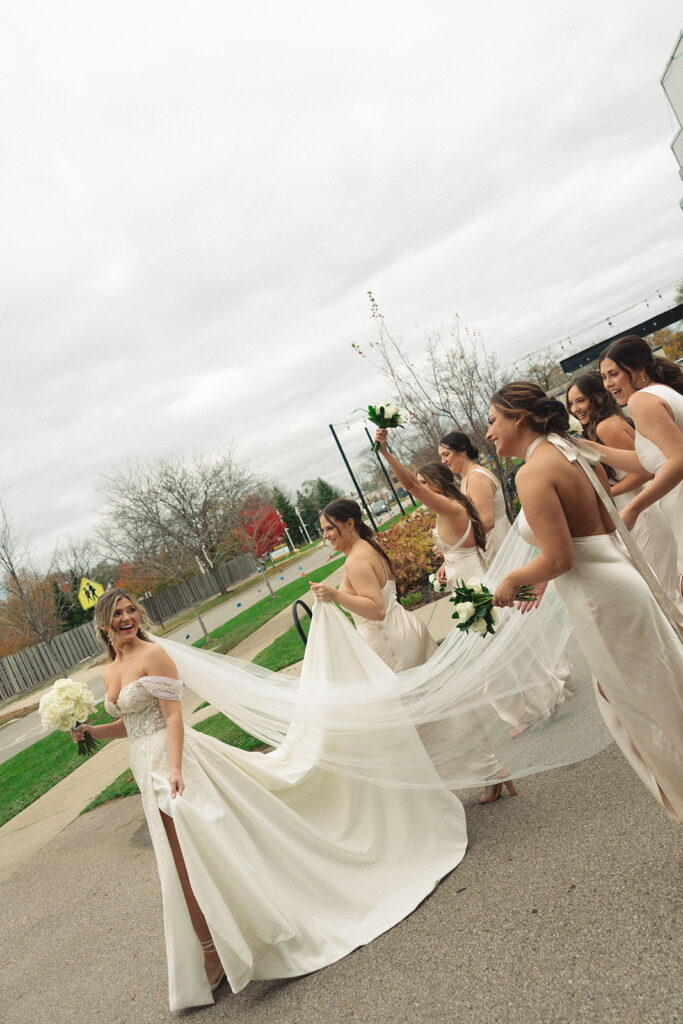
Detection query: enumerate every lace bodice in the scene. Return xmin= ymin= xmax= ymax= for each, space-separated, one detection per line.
xmin=104 ymin=676 xmax=183 ymax=743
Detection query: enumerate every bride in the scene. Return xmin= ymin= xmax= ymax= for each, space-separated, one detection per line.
xmin=72 ymin=587 xmax=468 ymax=1012
xmin=487 ymin=381 xmax=683 ymax=824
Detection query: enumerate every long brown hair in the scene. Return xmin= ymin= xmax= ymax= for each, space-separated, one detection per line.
xmin=599 ymin=335 xmax=683 ymax=395
xmin=565 ymin=371 xmax=624 ymax=442
xmin=320 ymin=499 xmax=395 ymax=576
xmin=491 ymin=381 xmax=570 ymax=435
xmin=416 ymin=461 xmax=488 ymax=552
xmin=94 ymin=587 xmax=153 ymax=661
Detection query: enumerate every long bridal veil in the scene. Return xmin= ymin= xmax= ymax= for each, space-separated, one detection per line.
xmin=155 ymin=521 xmax=613 ymax=792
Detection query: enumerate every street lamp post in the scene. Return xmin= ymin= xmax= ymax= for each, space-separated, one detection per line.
xmin=294 ymin=506 xmax=312 ymax=545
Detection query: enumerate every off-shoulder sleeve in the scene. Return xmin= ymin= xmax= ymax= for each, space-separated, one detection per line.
xmin=138 ymin=676 xmax=183 ymax=701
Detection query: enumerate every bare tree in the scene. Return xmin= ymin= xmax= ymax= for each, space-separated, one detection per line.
xmin=354 ymin=294 xmax=513 ymax=513
xmin=0 ymin=498 xmax=66 ymax=662
xmin=518 ymin=355 xmax=569 ymax=394
xmin=97 ymin=449 xmax=261 ymax=638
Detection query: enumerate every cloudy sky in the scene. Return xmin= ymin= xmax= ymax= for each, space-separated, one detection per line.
xmin=3 ymin=1 xmax=682 ymax=563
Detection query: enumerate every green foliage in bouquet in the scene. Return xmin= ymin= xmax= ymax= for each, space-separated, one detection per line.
xmin=378 ymin=509 xmax=437 ymax=594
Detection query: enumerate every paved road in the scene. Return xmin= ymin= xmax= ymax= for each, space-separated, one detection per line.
xmin=0 ymin=545 xmax=342 ymax=764
xmin=1 ymin=744 xmax=680 ymax=1024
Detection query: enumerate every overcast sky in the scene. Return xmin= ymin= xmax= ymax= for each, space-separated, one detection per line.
xmin=3 ymin=1 xmax=682 ymax=564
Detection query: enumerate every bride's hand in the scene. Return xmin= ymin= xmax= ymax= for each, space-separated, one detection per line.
xmin=70 ymin=725 xmax=86 ymax=743
xmin=493 ymin=574 xmax=519 ymax=608
xmin=436 ymin=565 xmax=447 ymax=585
xmin=169 ymin=768 xmax=185 ymax=799
xmin=309 ymin=582 xmax=337 ymax=603
xmin=374 ymin=428 xmax=389 ymax=453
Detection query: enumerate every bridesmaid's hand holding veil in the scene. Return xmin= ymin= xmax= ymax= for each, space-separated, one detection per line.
xmin=309 ymin=582 xmax=337 ymax=604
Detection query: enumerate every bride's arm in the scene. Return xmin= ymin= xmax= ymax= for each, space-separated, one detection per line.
xmin=374 ymin=430 xmax=468 ymax=520
xmin=71 ymin=718 xmax=128 ymax=742
xmin=159 ymin=701 xmax=185 ymax=798
xmin=146 ymin=646 xmax=185 ymax=798
xmin=493 ymin=473 xmax=574 ymax=606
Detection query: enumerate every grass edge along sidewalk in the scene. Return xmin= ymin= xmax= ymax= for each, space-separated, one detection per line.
xmin=193 ymin=557 xmax=343 ymax=654
xmin=0 ymin=559 xmax=342 ymax=826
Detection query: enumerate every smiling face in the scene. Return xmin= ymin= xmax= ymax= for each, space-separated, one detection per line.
xmin=485 ymin=405 xmax=520 ymax=457
xmin=319 ymin=514 xmax=350 ymax=551
xmin=599 ymin=357 xmax=638 ymax=405
xmin=566 ymin=384 xmax=593 ymax=425
xmin=437 ymin=444 xmax=465 ymax=475
xmin=109 ymin=596 xmax=140 ymax=645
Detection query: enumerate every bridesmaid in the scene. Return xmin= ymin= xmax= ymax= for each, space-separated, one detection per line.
xmin=374 ymin=429 xmax=488 ymax=586
xmin=437 ymin=430 xmax=510 ymax=564
xmin=593 ymin=337 xmax=683 ymax=588
xmin=488 ymin=381 xmax=683 ymax=824
xmin=310 ymin=498 xmax=437 ymax=670
xmin=565 ymin=371 xmax=679 ymax=603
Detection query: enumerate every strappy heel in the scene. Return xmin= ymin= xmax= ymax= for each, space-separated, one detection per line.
xmin=200 ymin=937 xmax=226 ymax=992
xmin=477 ymin=779 xmax=518 ymax=804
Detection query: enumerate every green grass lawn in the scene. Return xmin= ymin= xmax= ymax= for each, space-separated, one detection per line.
xmin=195 ymin=558 xmax=343 ymax=654
xmin=0 ymin=703 xmax=116 ymax=827
xmin=82 ymin=713 xmax=264 ymax=813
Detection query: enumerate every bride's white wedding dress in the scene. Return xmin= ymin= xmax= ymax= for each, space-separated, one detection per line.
xmin=519 ymin=436 xmax=683 ymax=824
xmin=107 ymin=622 xmax=467 ymax=1012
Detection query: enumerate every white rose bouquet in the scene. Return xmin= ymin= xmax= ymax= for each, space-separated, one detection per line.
xmin=450 ymin=577 xmax=536 ymax=638
xmin=38 ymin=677 xmax=101 ymax=756
xmin=367 ymin=401 xmax=404 ymax=452
xmin=429 ymin=572 xmax=448 ymax=594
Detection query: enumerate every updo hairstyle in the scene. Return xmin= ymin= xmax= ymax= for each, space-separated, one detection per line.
xmin=416 ymin=462 xmax=488 ymax=552
xmin=320 ymin=499 xmax=395 ymax=575
xmin=491 ymin=381 xmax=570 ymax=435
xmin=599 ymin=335 xmax=683 ymax=395
xmin=94 ymin=587 xmax=153 ymax=661
xmin=438 ymin=431 xmax=479 ymax=462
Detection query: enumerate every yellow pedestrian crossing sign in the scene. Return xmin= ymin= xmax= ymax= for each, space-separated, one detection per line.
xmin=78 ymin=577 xmax=104 ymax=610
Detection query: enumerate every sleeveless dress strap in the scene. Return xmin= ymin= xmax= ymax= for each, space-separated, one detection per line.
xmin=530 ymin=434 xmax=682 ymax=638
xmin=465 ymin=466 xmax=498 ymax=493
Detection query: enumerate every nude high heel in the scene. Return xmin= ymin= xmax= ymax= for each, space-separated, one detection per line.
xmin=477 ymin=780 xmax=518 ymax=805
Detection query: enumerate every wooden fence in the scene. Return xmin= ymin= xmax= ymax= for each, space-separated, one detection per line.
xmin=0 ymin=552 xmax=260 ymax=702
xmin=0 ymin=620 xmax=101 ymax=701
xmin=140 ymin=554 xmax=259 ymax=625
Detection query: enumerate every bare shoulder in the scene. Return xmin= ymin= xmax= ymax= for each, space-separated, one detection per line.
xmin=628 ymin=389 xmax=672 ymax=417
xmin=595 ymin=415 xmax=633 ymax=446
xmin=142 ymin=642 xmax=179 ymax=680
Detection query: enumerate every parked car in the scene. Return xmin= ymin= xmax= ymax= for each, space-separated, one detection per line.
xmin=371 ymin=499 xmax=391 ymax=516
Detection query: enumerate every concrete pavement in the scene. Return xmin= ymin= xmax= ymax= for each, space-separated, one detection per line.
xmin=1 ymin=744 xmax=680 ymax=1024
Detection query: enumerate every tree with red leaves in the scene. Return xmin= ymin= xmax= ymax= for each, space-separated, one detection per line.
xmin=234 ymin=499 xmax=286 ymax=598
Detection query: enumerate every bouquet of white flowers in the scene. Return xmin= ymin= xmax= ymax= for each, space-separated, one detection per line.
xmin=367 ymin=401 xmax=404 ymax=451
xmin=450 ymin=577 xmax=536 ymax=638
xmin=38 ymin=677 xmax=101 ymax=756
xmin=429 ymin=572 xmax=448 ymax=593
